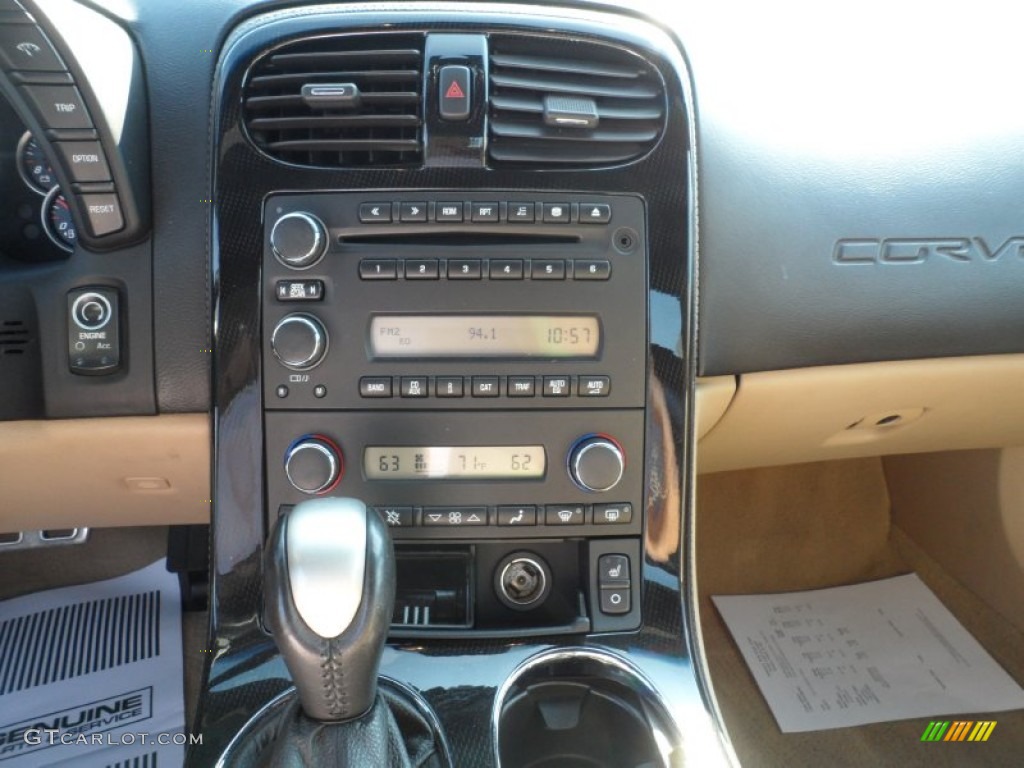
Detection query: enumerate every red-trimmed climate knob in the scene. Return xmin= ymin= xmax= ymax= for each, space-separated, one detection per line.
xmin=284 ymin=435 xmax=343 ymax=495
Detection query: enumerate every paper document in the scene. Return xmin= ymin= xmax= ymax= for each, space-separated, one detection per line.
xmin=0 ymin=560 xmax=186 ymax=766
xmin=713 ymin=573 xmax=1024 ymax=732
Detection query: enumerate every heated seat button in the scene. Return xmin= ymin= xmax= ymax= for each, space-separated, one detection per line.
xmin=598 ymin=555 xmax=630 ymax=586
xmin=80 ymin=194 xmax=124 ymax=237
xmin=0 ymin=25 xmax=65 ymax=72
xmin=21 ymin=84 xmax=92 ymax=129
xmin=53 ymin=141 xmax=110 ymax=183
xmin=438 ymin=65 xmax=471 ymax=121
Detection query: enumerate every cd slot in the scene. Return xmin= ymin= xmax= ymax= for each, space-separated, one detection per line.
xmin=339 ymin=232 xmax=581 ymax=247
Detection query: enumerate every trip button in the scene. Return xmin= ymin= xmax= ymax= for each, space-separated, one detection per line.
xmin=81 ymin=194 xmax=124 ymax=236
xmin=21 ymin=85 xmax=92 ymax=129
xmin=359 ymin=202 xmax=391 ymax=223
xmin=545 ymin=504 xmax=584 ymax=525
xmin=490 ymin=259 xmax=523 ymax=280
xmin=508 ymin=203 xmax=535 ymax=222
xmin=599 ymin=587 xmax=631 ymax=615
xmin=580 ymin=203 xmax=612 ymax=224
xmin=405 ymin=259 xmax=439 ymax=279
xmin=0 ymin=25 xmax=65 ymax=72
xmin=359 ymin=377 xmax=393 ymax=398
xmin=593 ymin=503 xmax=632 ymax=525
xmin=53 ymin=141 xmax=110 ymax=183
xmin=472 ymin=376 xmax=499 ymax=397
xmin=531 ymin=260 xmax=565 ymax=280
xmin=574 ymin=261 xmax=611 ymax=281
xmin=360 ymin=259 xmax=398 ymax=280
xmin=498 ymin=506 xmax=537 ymax=526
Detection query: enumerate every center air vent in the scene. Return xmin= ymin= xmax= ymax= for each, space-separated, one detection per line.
xmin=243 ymin=34 xmax=425 ymax=168
xmin=488 ymin=36 xmax=665 ymax=168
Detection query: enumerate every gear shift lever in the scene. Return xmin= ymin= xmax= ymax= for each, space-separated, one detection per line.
xmin=263 ymin=497 xmax=395 ymax=721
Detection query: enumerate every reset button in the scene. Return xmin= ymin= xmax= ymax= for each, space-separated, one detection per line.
xmin=80 ymin=193 xmax=124 ymax=237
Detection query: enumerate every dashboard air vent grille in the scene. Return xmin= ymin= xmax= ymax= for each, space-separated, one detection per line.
xmin=243 ymin=34 xmax=424 ymax=167
xmin=488 ymin=36 xmax=665 ymax=168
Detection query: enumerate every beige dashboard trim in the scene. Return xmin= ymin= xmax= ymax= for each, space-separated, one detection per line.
xmin=697 ymin=355 xmax=1024 ymax=474
xmin=695 ymin=376 xmax=736 ymax=440
xmin=0 ymin=414 xmax=210 ymax=532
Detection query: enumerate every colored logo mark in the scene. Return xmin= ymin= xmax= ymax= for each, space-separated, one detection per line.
xmin=920 ymin=721 xmax=996 ymax=742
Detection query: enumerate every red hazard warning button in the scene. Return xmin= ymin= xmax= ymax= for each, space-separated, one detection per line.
xmin=439 ymin=65 xmax=471 ymax=121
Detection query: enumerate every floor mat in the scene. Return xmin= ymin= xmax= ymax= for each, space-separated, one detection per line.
xmin=0 ymin=560 xmax=186 ymax=767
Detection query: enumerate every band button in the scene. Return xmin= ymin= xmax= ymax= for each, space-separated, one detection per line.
xmin=359 ymin=377 xmax=393 ymax=398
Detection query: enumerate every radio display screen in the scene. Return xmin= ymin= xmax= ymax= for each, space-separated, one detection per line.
xmin=364 ymin=446 xmax=546 ymax=480
xmin=369 ymin=315 xmax=600 ymax=359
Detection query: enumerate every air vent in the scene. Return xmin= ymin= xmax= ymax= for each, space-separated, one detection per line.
xmin=243 ymin=34 xmax=424 ymax=167
xmin=0 ymin=320 xmax=29 ymax=356
xmin=488 ymin=36 xmax=665 ymax=168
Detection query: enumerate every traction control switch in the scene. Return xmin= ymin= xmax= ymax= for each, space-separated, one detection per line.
xmin=68 ymin=287 xmax=120 ymax=375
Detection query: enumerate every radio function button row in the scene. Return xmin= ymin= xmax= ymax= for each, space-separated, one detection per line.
xmin=579 ymin=376 xmax=611 ymax=397
xmin=405 ymin=259 xmax=439 ymax=279
xmin=359 ymin=377 xmax=393 ymax=398
xmin=436 ymin=376 xmax=465 ymax=397
xmin=448 ymin=259 xmax=482 ymax=279
xmin=531 ymin=260 xmax=565 ymax=280
xmin=271 ymin=313 xmax=327 ymax=370
xmin=472 ymin=376 xmax=499 ymax=397
xmin=542 ymin=203 xmax=570 ymax=223
xmin=422 ymin=507 xmax=487 ymax=527
xmin=374 ymin=506 xmax=414 ymax=528
xmin=593 ymin=503 xmax=632 ymax=525
xmin=574 ymin=260 xmax=611 ymax=281
xmin=599 ymin=587 xmax=631 ymax=615
xmin=276 ymin=280 xmax=324 ymax=302
xmin=545 ymin=504 xmax=584 ymax=526
xmin=471 ymin=202 xmax=499 ymax=222
xmin=359 ymin=259 xmax=398 ymax=280
xmin=358 ymin=202 xmax=392 ymax=223
xmin=271 ymin=212 xmax=327 ymax=269
xmin=580 ymin=203 xmax=612 ymax=224
xmin=497 ymin=506 xmax=537 ymax=526
xmin=490 ymin=259 xmax=524 ymax=279
xmin=508 ymin=202 xmax=535 ymax=222
xmin=542 ymin=376 xmax=570 ymax=397
xmin=436 ymin=202 xmax=464 ymax=222
xmin=400 ymin=377 xmax=428 ymax=398
xmin=399 ymin=202 xmax=427 ymax=222
xmin=598 ymin=554 xmax=630 ymax=586
xmin=507 ymin=376 xmax=536 ymax=397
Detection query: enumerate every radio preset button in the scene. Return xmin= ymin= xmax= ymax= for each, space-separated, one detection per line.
xmin=542 ymin=376 xmax=570 ymax=397
xmin=359 ymin=202 xmax=392 ymax=223
xmin=399 ymin=202 xmax=427 ymax=222
xmin=276 ymin=280 xmax=324 ymax=301
xmin=436 ymin=202 xmax=464 ymax=222
xmin=448 ymin=259 xmax=482 ymax=279
xmin=436 ymin=377 xmax=464 ymax=397
xmin=574 ymin=260 xmax=612 ymax=281
xmin=423 ymin=507 xmax=487 ymax=526
xmin=374 ymin=506 xmax=414 ymax=528
xmin=579 ymin=376 xmax=611 ymax=397
xmin=405 ymin=259 xmax=439 ymax=279
xmin=359 ymin=377 xmax=393 ymax=398
xmin=498 ymin=506 xmax=537 ymax=526
xmin=580 ymin=203 xmax=612 ymax=224
xmin=545 ymin=505 xmax=584 ymax=525
xmin=543 ymin=203 xmax=570 ymax=223
xmin=359 ymin=259 xmax=398 ymax=280
xmin=594 ymin=503 xmax=632 ymax=525
xmin=471 ymin=202 xmax=499 ymax=222
xmin=400 ymin=377 xmax=428 ymax=397
xmin=472 ymin=377 xmax=500 ymax=397
xmin=490 ymin=259 xmax=524 ymax=279
xmin=508 ymin=376 xmax=536 ymax=397
xmin=531 ymin=260 xmax=565 ymax=280
xmin=508 ymin=202 xmax=535 ymax=222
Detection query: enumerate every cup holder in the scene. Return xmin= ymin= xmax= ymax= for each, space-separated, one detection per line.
xmin=493 ymin=648 xmax=680 ymax=768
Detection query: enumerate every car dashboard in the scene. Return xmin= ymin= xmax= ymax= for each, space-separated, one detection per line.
xmin=1 ymin=1 xmax=1023 ymax=766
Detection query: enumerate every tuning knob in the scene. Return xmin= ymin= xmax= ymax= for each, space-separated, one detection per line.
xmin=270 ymin=212 xmax=327 ymax=269
xmin=285 ymin=435 xmax=343 ymax=495
xmin=271 ymin=313 xmax=327 ymax=370
xmin=568 ymin=435 xmax=624 ymax=493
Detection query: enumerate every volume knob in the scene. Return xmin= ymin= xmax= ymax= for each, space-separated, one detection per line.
xmin=568 ymin=435 xmax=625 ymax=493
xmin=271 ymin=313 xmax=327 ymax=370
xmin=285 ymin=436 xmax=343 ymax=495
xmin=270 ymin=212 xmax=327 ymax=269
